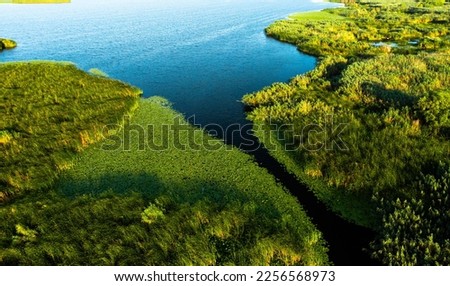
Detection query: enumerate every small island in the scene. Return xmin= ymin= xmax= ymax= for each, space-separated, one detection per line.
xmin=0 ymin=38 xmax=17 ymax=51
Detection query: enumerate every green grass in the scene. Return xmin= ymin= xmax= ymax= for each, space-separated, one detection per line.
xmin=244 ymin=52 xmax=450 ymax=228
xmin=250 ymin=123 xmax=379 ymax=228
xmin=0 ymin=62 xmax=142 ymax=200
xmin=266 ymin=3 xmax=450 ymax=57
xmin=0 ymin=97 xmax=329 ymax=265
xmin=289 ymin=10 xmax=346 ymax=22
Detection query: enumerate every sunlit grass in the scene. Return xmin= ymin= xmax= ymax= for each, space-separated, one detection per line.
xmin=0 ymin=61 xmax=142 ymax=199
xmin=0 ymin=97 xmax=330 ymax=265
xmin=289 ymin=10 xmax=346 ymax=21
xmin=266 ymin=3 xmax=450 ymax=57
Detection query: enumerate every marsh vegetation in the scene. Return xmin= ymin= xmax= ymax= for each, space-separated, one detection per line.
xmin=267 ymin=2 xmax=450 ymax=57
xmin=243 ymin=1 xmax=450 ymax=265
xmin=0 ymin=62 xmax=142 ymax=200
xmin=1 ymin=95 xmax=329 ymax=265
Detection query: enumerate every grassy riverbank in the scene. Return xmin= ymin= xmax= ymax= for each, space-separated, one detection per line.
xmin=1 ymin=96 xmax=329 ymax=265
xmin=244 ymin=1 xmax=450 ymax=265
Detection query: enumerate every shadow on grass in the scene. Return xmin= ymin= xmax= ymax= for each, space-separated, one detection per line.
xmin=1 ymin=171 xmax=331 ymax=265
xmin=361 ymin=82 xmax=417 ymax=109
xmin=56 ymin=171 xmax=262 ymax=211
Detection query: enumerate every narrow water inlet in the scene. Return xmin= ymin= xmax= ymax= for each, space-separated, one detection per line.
xmin=217 ymin=124 xmax=379 ymax=266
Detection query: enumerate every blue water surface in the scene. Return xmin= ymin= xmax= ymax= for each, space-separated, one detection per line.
xmin=0 ymin=0 xmax=338 ymax=128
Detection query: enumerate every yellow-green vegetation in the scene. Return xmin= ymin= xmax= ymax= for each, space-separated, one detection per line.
xmin=288 ymin=11 xmax=346 ymax=22
xmin=244 ymin=1 xmax=450 ymax=265
xmin=0 ymin=38 xmax=17 ymax=51
xmin=0 ymin=97 xmax=329 ymax=265
xmin=0 ymin=62 xmax=142 ymax=200
xmin=266 ymin=3 xmax=450 ymax=57
xmin=330 ymin=0 xmax=446 ymax=6
xmin=245 ymin=53 xmax=450 ymax=226
xmin=88 ymin=68 xmax=109 ymax=77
